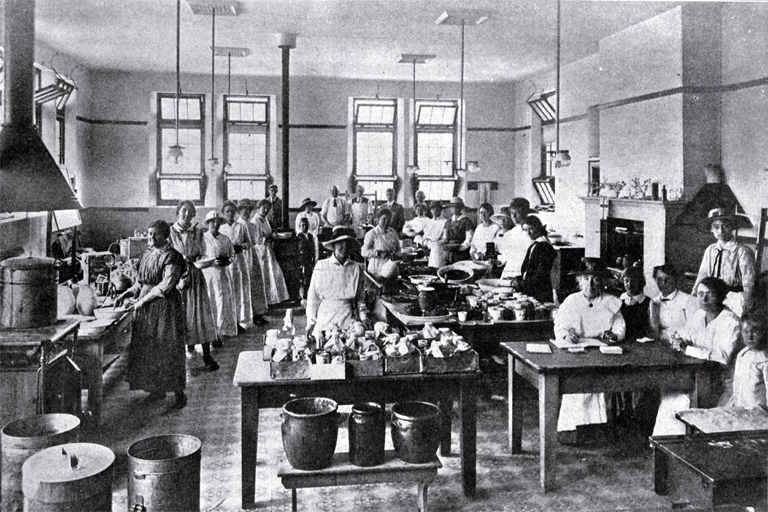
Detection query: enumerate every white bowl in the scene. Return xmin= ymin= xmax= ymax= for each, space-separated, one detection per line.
xmin=93 ymin=307 xmax=128 ymax=321
xmin=476 ymin=278 xmax=516 ymax=294
xmin=79 ymin=318 xmax=114 ymax=335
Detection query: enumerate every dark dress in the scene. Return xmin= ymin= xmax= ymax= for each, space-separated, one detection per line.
xmin=621 ymin=296 xmax=651 ymax=340
xmin=297 ymin=232 xmax=316 ymax=292
xmin=520 ymin=239 xmax=557 ymax=303
xmin=127 ymin=243 xmax=186 ymax=393
xmin=444 ymin=215 xmax=475 ymax=262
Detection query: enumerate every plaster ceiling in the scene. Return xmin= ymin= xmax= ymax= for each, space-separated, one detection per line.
xmin=29 ymin=0 xmax=685 ymax=83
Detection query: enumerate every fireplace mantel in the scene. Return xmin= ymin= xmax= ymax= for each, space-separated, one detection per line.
xmin=580 ymin=196 xmax=685 ymax=282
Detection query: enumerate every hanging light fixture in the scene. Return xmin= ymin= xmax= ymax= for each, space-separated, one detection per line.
xmin=398 ymin=53 xmax=435 ymax=176
xmin=436 ymin=11 xmax=488 ymax=174
xmin=211 ymin=46 xmax=249 ymax=175
xmin=207 ymin=8 xmax=219 ymax=172
xmin=167 ymin=0 xmax=184 ymax=164
xmin=554 ymin=0 xmax=571 ymax=168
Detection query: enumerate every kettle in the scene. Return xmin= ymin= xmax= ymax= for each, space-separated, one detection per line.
xmin=110 ymin=273 xmax=133 ymax=295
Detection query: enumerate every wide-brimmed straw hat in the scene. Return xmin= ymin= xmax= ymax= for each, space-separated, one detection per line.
xmin=236 ymin=199 xmax=253 ymax=211
xmin=697 ymin=207 xmax=752 ymax=233
xmin=204 ymin=210 xmax=225 ymax=225
xmin=444 ymin=197 xmax=464 ymax=210
xmin=569 ymin=257 xmax=612 ymax=278
xmin=300 ymin=197 xmax=317 ymax=209
xmin=491 ymin=211 xmax=512 ymax=223
xmin=322 ymin=226 xmax=359 ymax=249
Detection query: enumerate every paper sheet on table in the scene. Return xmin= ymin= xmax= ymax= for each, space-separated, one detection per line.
xmin=599 ymin=346 xmax=623 ymax=355
xmin=550 ymin=337 xmax=606 ymax=349
xmin=526 ymin=343 xmax=552 ymax=354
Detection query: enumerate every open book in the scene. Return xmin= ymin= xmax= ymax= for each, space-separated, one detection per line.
xmin=550 ymin=337 xmax=606 ymax=350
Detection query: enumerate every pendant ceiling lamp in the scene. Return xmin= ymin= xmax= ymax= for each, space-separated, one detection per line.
xmin=167 ymin=0 xmax=184 ymax=164
xmin=212 ymin=46 xmax=249 ymax=174
xmin=554 ymin=0 xmax=571 ymax=168
xmin=436 ymin=11 xmax=488 ymax=174
xmin=208 ymin=8 xmax=219 ymax=171
xmin=398 ymin=53 xmax=435 ymax=176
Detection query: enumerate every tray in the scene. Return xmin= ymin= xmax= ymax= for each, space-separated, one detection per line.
xmin=425 ymin=349 xmax=479 ymax=374
xmin=384 ymin=353 xmax=424 ymax=374
xmin=270 ymin=360 xmax=311 ymax=380
xmin=346 ymin=358 xmax=384 ymax=378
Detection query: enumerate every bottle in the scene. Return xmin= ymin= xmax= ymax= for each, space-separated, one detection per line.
xmin=661 ymin=185 xmax=667 ymax=202
xmin=651 ymin=182 xmax=659 ymax=201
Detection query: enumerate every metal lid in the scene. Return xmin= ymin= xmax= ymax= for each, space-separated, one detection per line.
xmin=22 ymin=443 xmax=114 ymax=498
xmin=0 ymin=256 xmax=57 ymax=270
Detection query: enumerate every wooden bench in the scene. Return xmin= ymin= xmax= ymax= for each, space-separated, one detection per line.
xmin=277 ymin=451 xmax=441 ymax=512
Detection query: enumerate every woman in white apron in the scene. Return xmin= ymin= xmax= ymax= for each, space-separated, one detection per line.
xmin=201 ymin=211 xmax=237 ymax=338
xmin=251 ymin=199 xmax=290 ymax=305
xmin=349 ymin=185 xmax=370 ymax=239
xmin=219 ymin=200 xmax=253 ymax=328
xmin=422 ymin=201 xmax=447 ymax=269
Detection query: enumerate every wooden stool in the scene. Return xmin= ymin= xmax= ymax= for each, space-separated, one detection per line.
xmin=278 ymin=450 xmax=441 ymax=512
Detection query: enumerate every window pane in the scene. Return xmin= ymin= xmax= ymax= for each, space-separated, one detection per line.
xmin=159 ymin=179 xmax=201 ymax=202
xmin=356 ymin=180 xmax=392 ymax=200
xmin=355 ymin=131 xmax=393 ymax=176
xmin=162 ymin=128 xmax=202 ymax=174
xmin=417 ymin=105 xmax=457 ymax=126
xmin=416 ymin=132 xmax=454 ymax=176
xmin=227 ymin=132 xmax=267 ymax=175
xmin=228 ymin=100 xmax=267 ymax=123
xmin=354 ymin=101 xmax=395 ymax=126
xmin=180 ymin=97 xmax=201 ymax=120
xmin=418 ymin=181 xmax=454 ymax=202
xmin=226 ymin=179 xmax=266 ymax=201
xmin=160 ymin=97 xmax=176 ymax=119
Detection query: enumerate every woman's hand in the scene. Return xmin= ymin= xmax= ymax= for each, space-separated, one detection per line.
xmin=566 ymin=328 xmax=580 ymax=344
xmin=114 ymin=290 xmax=133 ymax=307
xmin=671 ymin=332 xmax=686 ymax=352
xmin=602 ymin=330 xmax=619 ymax=343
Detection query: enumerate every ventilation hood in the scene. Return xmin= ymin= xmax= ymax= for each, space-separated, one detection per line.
xmin=0 ymin=0 xmax=81 ymax=213
xmin=674 ymin=183 xmax=745 ymax=226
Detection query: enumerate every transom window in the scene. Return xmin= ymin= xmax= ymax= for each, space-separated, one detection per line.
xmin=156 ymin=92 xmax=205 ymax=204
xmin=353 ymin=98 xmax=396 ymax=183
xmin=224 ymin=95 xmax=271 ymax=201
xmin=414 ymin=99 xmax=458 ymax=201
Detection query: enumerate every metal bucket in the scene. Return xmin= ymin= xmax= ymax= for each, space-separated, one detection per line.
xmin=0 ymin=257 xmax=58 ymax=329
xmin=1 ymin=414 xmax=81 ymax=512
xmin=127 ymin=435 xmax=201 ymax=512
xmin=391 ymin=401 xmax=441 ymax=463
xmin=21 ymin=442 xmax=114 ymax=512
xmin=281 ymin=397 xmax=339 ymax=470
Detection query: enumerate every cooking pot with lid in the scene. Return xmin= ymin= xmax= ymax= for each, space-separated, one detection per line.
xmin=0 ymin=257 xmax=59 ymax=329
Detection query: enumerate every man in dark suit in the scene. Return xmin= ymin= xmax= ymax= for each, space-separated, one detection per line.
xmin=266 ymin=184 xmax=283 ymax=229
xmin=382 ymin=188 xmax=405 ymax=234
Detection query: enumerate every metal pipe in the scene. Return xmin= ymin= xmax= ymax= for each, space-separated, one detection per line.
xmin=281 ymin=45 xmax=291 ymax=228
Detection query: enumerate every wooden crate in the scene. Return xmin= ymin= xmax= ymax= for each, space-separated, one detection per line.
xmin=346 ymin=358 xmax=384 ymax=378
xmin=384 ymin=353 xmax=424 ymax=375
xmin=270 ymin=360 xmax=311 ymax=380
xmin=425 ymin=350 xmax=479 ymax=374
xmin=309 ymin=362 xmax=347 ymax=380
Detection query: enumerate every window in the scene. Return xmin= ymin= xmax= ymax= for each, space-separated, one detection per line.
xmin=414 ymin=99 xmax=458 ymax=201
xmin=223 ymin=95 xmax=271 ymax=201
xmin=156 ymin=92 xmax=205 ymax=204
xmin=55 ymin=107 xmax=65 ymax=165
xmin=353 ymin=98 xmax=396 ymax=194
xmin=34 ymin=68 xmax=42 ymax=135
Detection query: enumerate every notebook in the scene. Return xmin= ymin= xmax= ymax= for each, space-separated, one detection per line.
xmin=551 ymin=337 xmax=606 ymax=350
xmin=526 ymin=343 xmax=552 ymax=354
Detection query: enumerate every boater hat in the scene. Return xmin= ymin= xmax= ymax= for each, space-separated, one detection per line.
xmin=490 ymin=211 xmax=512 ymax=223
xmin=300 ymin=197 xmax=317 ymax=209
xmin=204 ymin=210 xmax=225 ymax=225
xmin=444 ymin=197 xmax=465 ymax=210
xmin=696 ymin=207 xmax=752 ymax=233
xmin=322 ymin=226 xmax=359 ymax=249
xmin=569 ymin=257 xmax=612 ymax=279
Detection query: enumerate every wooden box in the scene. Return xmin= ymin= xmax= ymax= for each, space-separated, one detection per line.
xmin=270 ymin=360 xmax=310 ymax=380
xmin=384 ymin=353 xmax=424 ymax=375
xmin=346 ymin=358 xmax=384 ymax=378
xmin=425 ymin=349 xmax=479 ymax=374
xmin=650 ymin=431 xmax=768 ymax=509
xmin=309 ymin=362 xmax=347 ymax=380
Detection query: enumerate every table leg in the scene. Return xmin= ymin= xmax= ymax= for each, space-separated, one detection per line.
xmin=538 ymin=373 xmax=559 ymax=492
xmin=439 ymin=399 xmax=451 ymax=456
xmin=459 ymin=380 xmax=477 ymax=497
xmin=691 ymin=368 xmax=711 ymax=408
xmin=241 ymin=388 xmax=260 ymax=509
xmin=292 ymin=489 xmax=298 ymax=512
xmin=508 ymin=356 xmax=522 ymax=453
xmin=418 ymin=482 xmax=429 ymax=512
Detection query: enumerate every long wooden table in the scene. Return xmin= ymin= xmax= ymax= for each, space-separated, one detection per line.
xmin=501 ymin=341 xmax=717 ymax=491
xmin=233 ymin=351 xmax=479 ymax=509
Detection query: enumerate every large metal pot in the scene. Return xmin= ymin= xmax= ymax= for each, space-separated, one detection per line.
xmin=0 ymin=257 xmax=59 ymax=329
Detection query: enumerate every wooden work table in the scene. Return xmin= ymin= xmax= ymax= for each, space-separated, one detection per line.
xmin=233 ymin=351 xmax=478 ymax=509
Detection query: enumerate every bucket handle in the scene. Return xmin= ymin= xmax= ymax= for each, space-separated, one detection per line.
xmin=61 ymin=447 xmax=79 ymax=470
xmin=130 ymin=495 xmax=146 ymax=512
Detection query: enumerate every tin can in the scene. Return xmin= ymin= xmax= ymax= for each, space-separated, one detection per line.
xmin=316 ymin=351 xmax=330 ymax=364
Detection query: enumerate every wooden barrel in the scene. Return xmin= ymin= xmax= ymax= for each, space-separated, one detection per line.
xmin=1 ymin=414 xmax=81 ymax=512
xmin=21 ymin=443 xmax=114 ymax=512
xmin=127 ymin=435 xmax=201 ymax=512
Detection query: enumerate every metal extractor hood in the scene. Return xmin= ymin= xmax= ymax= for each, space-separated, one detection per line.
xmin=0 ymin=0 xmax=82 ymax=213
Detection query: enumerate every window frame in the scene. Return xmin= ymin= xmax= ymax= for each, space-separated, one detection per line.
xmin=222 ymin=94 xmax=271 ymax=202
xmin=413 ymin=99 xmax=459 ymax=201
xmin=55 ymin=106 xmax=65 ymax=165
xmin=352 ymin=97 xmax=397 ymax=183
xmin=155 ymin=92 xmax=206 ymax=206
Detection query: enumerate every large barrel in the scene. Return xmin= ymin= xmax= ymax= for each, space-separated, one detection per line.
xmin=0 ymin=257 xmax=58 ymax=329
xmin=1 ymin=414 xmax=81 ymax=512
xmin=127 ymin=435 xmax=201 ymax=512
xmin=281 ymin=397 xmax=339 ymax=470
xmin=21 ymin=442 xmax=114 ymax=512
xmin=391 ymin=401 xmax=441 ymax=463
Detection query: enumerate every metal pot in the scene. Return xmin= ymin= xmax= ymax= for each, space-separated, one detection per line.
xmin=110 ymin=273 xmax=133 ymax=293
xmin=0 ymin=257 xmax=59 ymax=329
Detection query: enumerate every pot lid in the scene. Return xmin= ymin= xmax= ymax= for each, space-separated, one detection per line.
xmin=22 ymin=443 xmax=114 ymax=493
xmin=0 ymin=256 xmax=57 ymax=270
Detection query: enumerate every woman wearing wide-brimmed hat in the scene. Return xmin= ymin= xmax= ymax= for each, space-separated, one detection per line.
xmin=220 ymin=200 xmax=255 ymax=327
xmin=251 ymin=199 xmax=290 ymax=305
xmin=554 ymin=259 xmax=626 ymax=444
xmin=295 ymin=197 xmax=321 ymax=261
xmin=306 ymin=227 xmax=370 ymax=337
xmin=693 ymin=207 xmax=756 ymax=317
xmin=201 ymin=210 xmax=237 ymax=339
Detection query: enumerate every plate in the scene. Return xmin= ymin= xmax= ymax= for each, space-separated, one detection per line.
xmin=394 ymin=311 xmax=455 ymax=326
xmin=194 ymin=257 xmax=215 ymax=269
xmin=476 ymin=278 xmax=516 ymax=294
